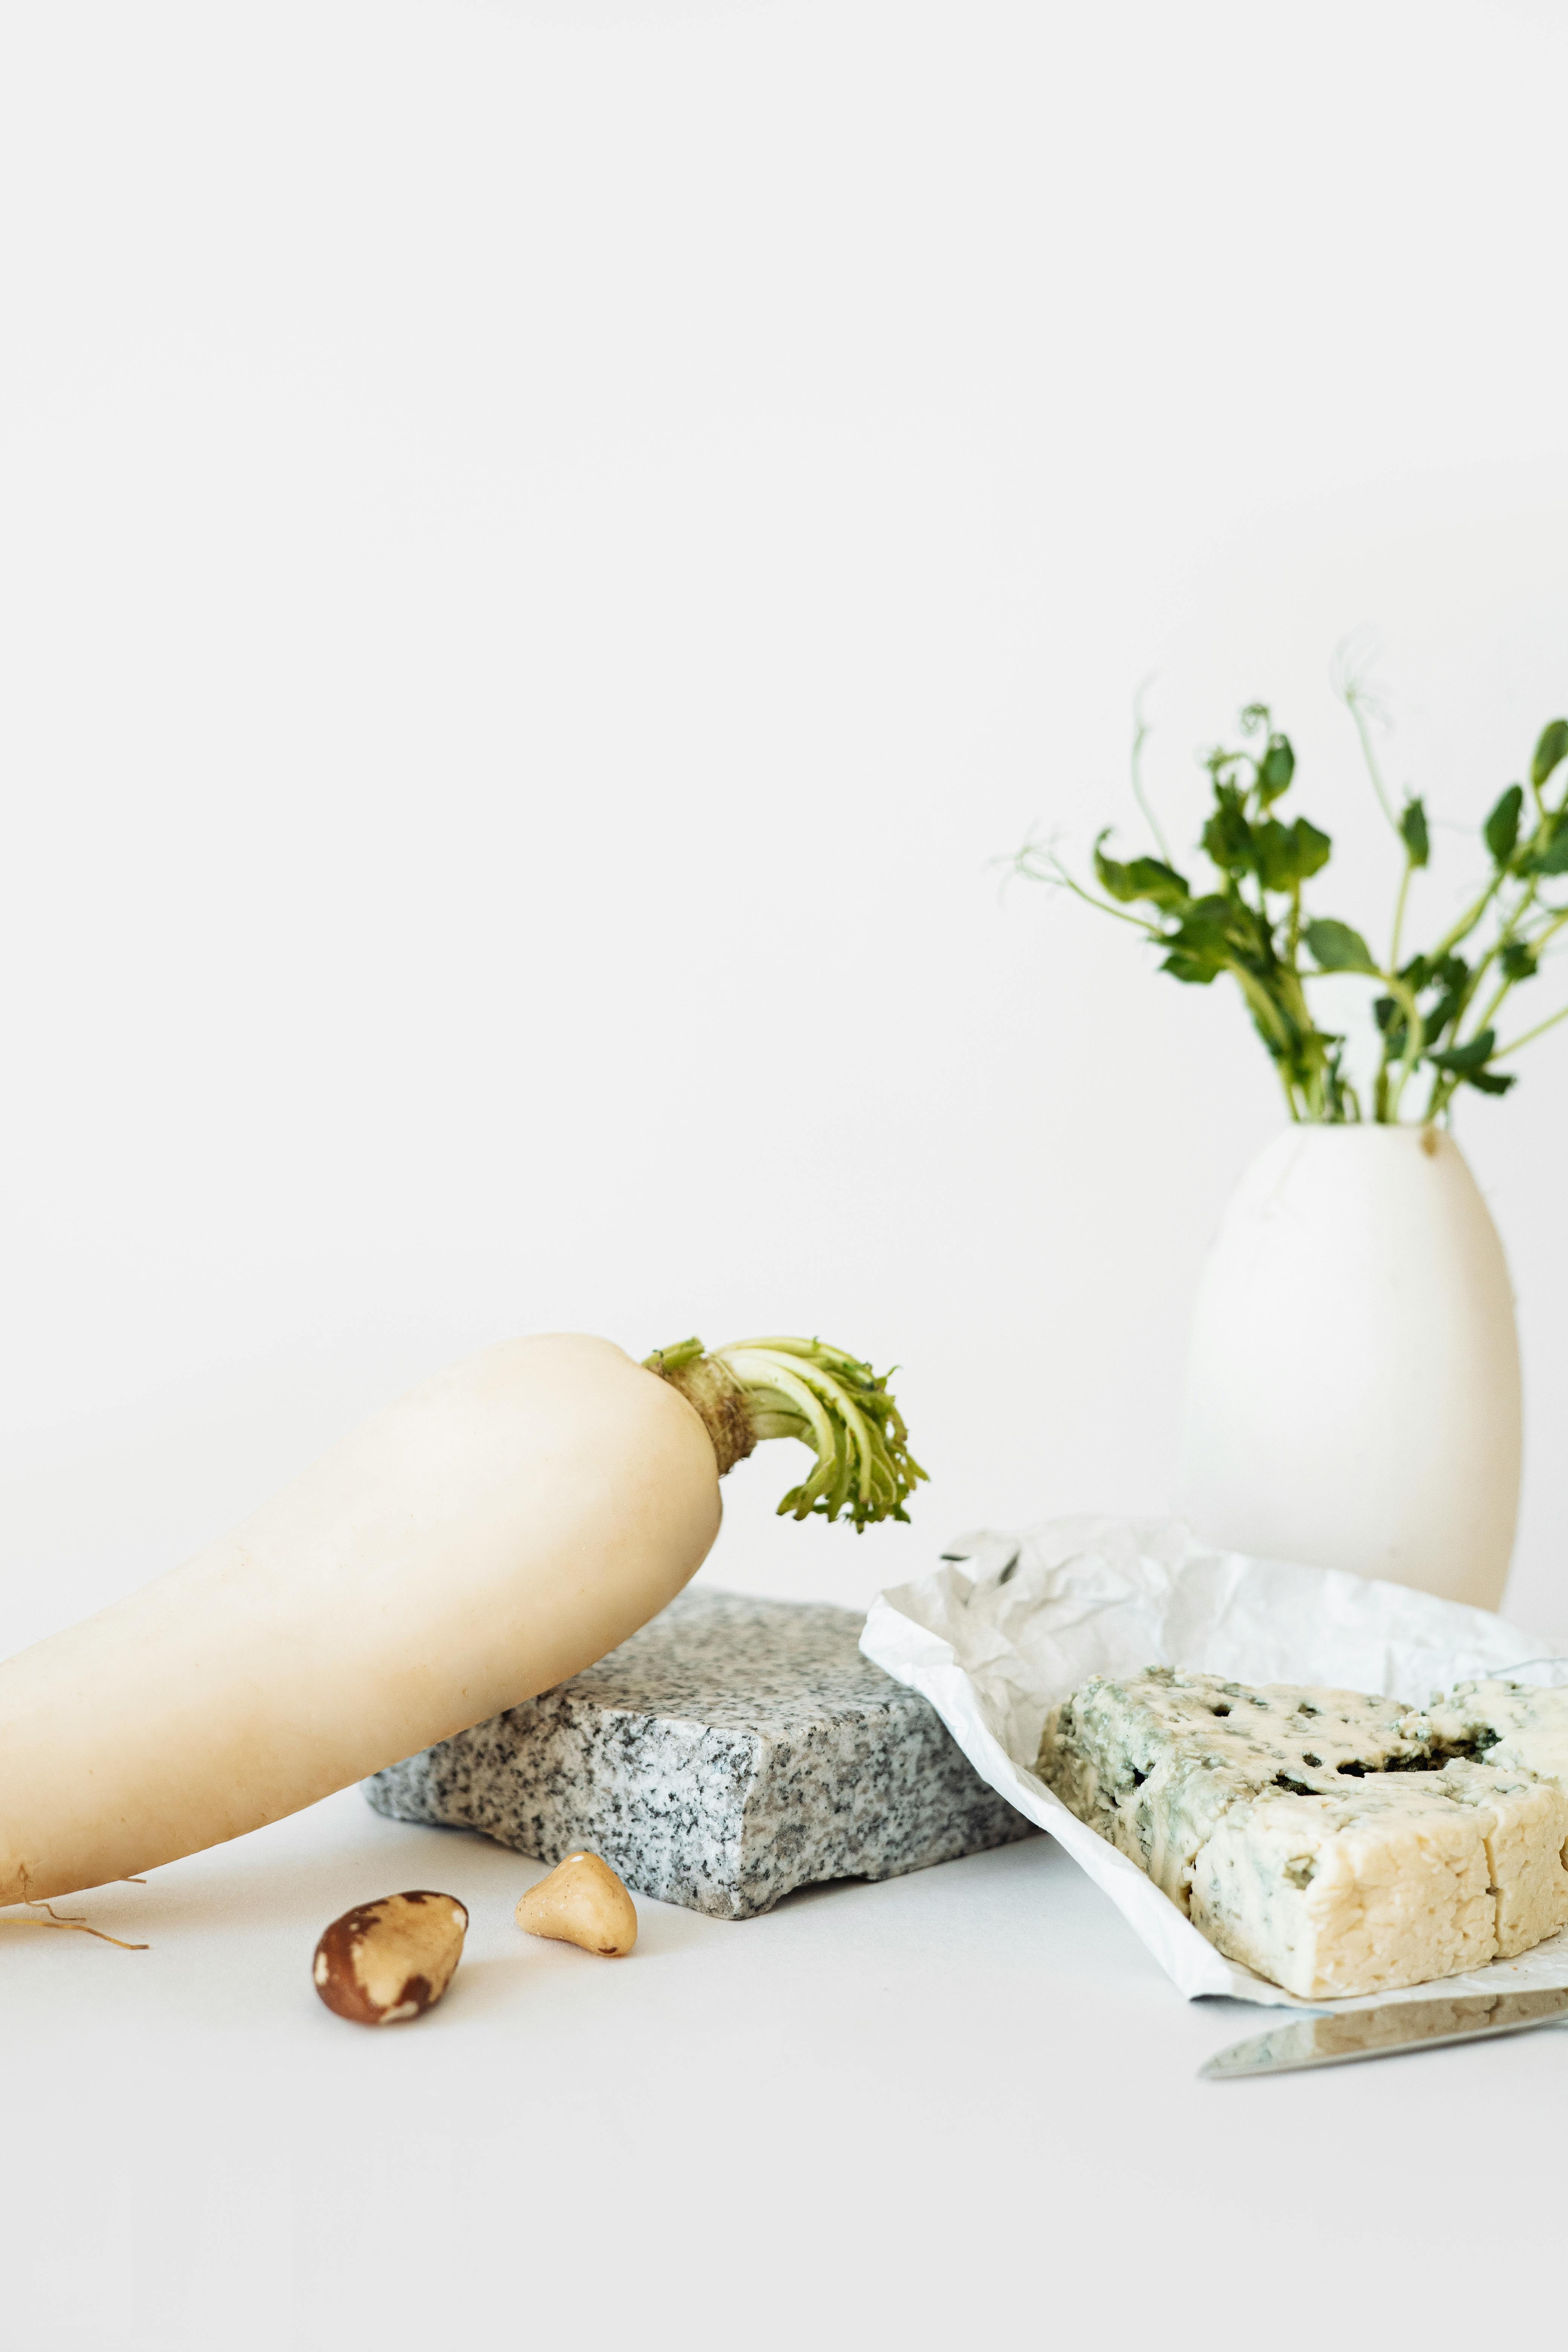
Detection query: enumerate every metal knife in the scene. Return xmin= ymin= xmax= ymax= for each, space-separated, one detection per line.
xmin=1201 ymin=1984 xmax=1568 ymax=2078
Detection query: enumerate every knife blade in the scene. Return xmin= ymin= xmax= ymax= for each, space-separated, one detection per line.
xmin=1201 ymin=1984 xmax=1568 ymax=2078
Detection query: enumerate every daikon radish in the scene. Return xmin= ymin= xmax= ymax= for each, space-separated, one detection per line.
xmin=0 ymin=1332 xmax=923 ymax=1905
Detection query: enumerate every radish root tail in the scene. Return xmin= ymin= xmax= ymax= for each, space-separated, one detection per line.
xmin=10 ymin=1870 xmax=150 ymax=1951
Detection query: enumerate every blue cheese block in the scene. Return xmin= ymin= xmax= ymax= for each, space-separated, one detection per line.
xmin=1038 ymin=1669 xmax=1421 ymax=1911
xmin=363 ymin=1588 xmax=1033 ymax=1919
xmin=1190 ymin=1778 xmax=1500 ymax=1999
xmin=1042 ymin=1668 xmax=1568 ymax=1998
xmin=1191 ymin=1766 xmax=1568 ymax=1998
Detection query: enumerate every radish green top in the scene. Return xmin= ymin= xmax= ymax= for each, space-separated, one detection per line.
xmin=644 ymin=1336 xmax=926 ymax=1531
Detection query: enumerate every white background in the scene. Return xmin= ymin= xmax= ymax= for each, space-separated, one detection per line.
xmin=3 ymin=1 xmax=1568 ymax=2339
xmin=4 ymin=0 xmax=1568 ymax=1631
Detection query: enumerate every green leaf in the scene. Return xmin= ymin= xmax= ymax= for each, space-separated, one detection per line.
xmin=1160 ymin=950 xmax=1224 ymax=986
xmin=1124 ymin=859 xmax=1191 ymax=908
xmin=1484 ymin=784 xmax=1524 ymax=867
xmin=1373 ymin=995 xmax=1409 ymax=1057
xmin=1399 ymin=798 xmax=1430 ymax=868
xmin=1164 ymin=898 xmax=1242 ymax=962
xmin=1093 ymin=833 xmax=1191 ymax=909
xmin=1411 ymin=952 xmax=1468 ymax=1047
xmin=1426 ymin=1027 xmax=1497 ymax=1073
xmin=1291 ymin=816 xmax=1332 ymax=880
xmin=1531 ymin=719 xmax=1568 ymax=794
xmin=1522 ymin=812 xmax=1568 ymax=877
xmin=1200 ymin=789 xmax=1253 ymax=875
xmin=1160 ymin=895 xmax=1276 ymax=984
xmin=1422 ymin=985 xmax=1466 ymax=1044
xmin=1464 ymin=1067 xmax=1518 ymax=1096
xmin=1174 ymin=893 xmax=1240 ymax=933
xmin=1253 ymin=815 xmax=1332 ymax=892
xmin=1303 ymin=918 xmax=1378 ymax=975
xmin=1256 ymin=733 xmax=1295 ymax=805
xmin=1251 ymin=822 xmax=1297 ymax=892
xmin=1499 ymin=942 xmax=1538 ymax=982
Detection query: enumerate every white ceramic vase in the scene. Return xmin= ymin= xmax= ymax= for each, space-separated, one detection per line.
xmin=1177 ymin=1124 xmax=1522 ymax=1610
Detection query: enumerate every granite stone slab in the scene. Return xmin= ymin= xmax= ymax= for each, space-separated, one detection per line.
xmin=363 ymin=1588 xmax=1034 ymax=1918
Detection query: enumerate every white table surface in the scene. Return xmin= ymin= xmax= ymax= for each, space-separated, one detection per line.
xmin=9 ymin=1778 xmax=1564 ymax=2349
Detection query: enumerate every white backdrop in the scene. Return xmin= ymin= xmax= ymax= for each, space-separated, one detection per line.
xmin=8 ymin=10 xmax=1568 ymax=2346
xmin=4 ymin=0 xmax=1568 ymax=1655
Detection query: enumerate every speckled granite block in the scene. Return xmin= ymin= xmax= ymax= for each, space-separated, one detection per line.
xmin=363 ymin=1588 xmax=1032 ymax=1918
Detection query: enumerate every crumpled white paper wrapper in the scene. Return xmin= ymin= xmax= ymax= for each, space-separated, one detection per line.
xmin=860 ymin=1515 xmax=1568 ymax=2011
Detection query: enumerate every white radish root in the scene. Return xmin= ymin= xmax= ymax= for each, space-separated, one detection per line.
xmin=0 ymin=1331 xmax=922 ymax=1906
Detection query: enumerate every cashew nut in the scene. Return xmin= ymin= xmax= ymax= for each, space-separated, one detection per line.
xmin=313 ymin=1890 xmax=468 ymax=2024
xmin=516 ymin=1852 xmax=637 ymax=1956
